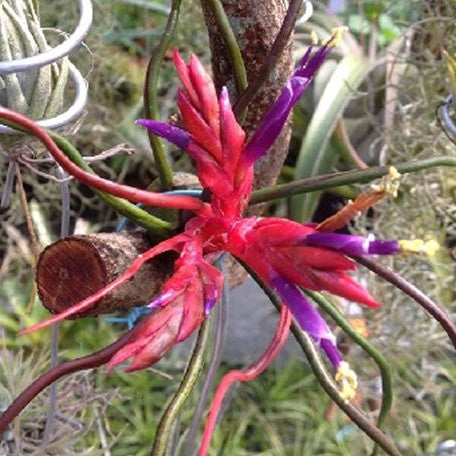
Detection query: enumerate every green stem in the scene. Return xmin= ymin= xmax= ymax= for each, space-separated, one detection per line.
xmin=51 ymin=133 xmax=173 ymax=235
xmin=240 ymin=261 xmax=402 ymax=456
xmin=1 ymin=118 xmax=172 ymax=235
xmin=183 ymin=255 xmax=228 ymax=456
xmin=150 ymin=320 xmax=210 ymax=456
xmin=290 ymin=323 xmax=401 ymax=456
xmin=144 ymin=0 xmax=182 ymax=189
xmin=304 ymin=290 xmax=393 ymax=455
xmin=250 ymin=156 xmax=456 ymax=205
xmin=203 ymin=0 xmax=248 ymax=119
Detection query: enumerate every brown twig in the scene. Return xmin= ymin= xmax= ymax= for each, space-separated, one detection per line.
xmin=14 ymin=163 xmax=41 ymax=312
xmin=354 ymin=255 xmax=456 ymax=351
xmin=0 ymin=329 xmax=136 ymax=435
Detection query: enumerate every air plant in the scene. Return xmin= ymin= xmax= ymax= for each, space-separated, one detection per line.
xmin=1 ymin=22 xmax=455 ymax=455
xmin=0 ymin=1 xmax=456 ymax=454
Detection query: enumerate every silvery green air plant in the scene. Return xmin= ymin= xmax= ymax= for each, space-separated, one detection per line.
xmin=0 ymin=0 xmax=68 ymax=120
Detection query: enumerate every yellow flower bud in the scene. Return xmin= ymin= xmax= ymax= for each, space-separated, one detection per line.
xmin=398 ymin=239 xmax=440 ymax=257
xmin=370 ymin=166 xmax=401 ymax=198
xmin=325 ymin=26 xmax=348 ymax=48
xmin=335 ymin=361 xmax=358 ymax=402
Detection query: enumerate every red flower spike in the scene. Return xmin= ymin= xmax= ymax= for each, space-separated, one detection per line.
xmin=107 ymin=239 xmax=223 ymax=371
xmin=219 ymin=87 xmax=245 ymax=180
xmin=248 ymin=217 xmax=316 ymax=246
xmin=173 ymin=48 xmax=201 ymax=110
xmin=280 ymin=246 xmax=357 ymax=271
xmin=311 ymin=271 xmax=381 ymax=308
xmin=2 ymin=36 xmax=421 ymax=442
xmin=264 ymin=249 xmax=324 ymax=291
xmin=107 ymin=302 xmax=183 ymax=371
xmin=188 ymin=53 xmax=220 ymax=133
xmin=266 ymin=244 xmax=357 ymax=292
xmin=177 ymin=90 xmax=223 ymax=161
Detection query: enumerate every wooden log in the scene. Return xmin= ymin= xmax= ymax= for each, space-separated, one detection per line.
xmin=36 ymin=231 xmax=173 ymax=318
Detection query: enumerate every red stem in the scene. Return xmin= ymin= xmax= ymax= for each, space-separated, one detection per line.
xmin=0 ymin=329 xmax=135 ymax=434
xmin=19 ymin=235 xmax=185 ymax=335
xmin=0 ymin=108 xmax=211 ymax=216
xmin=198 ymin=305 xmax=291 ymax=456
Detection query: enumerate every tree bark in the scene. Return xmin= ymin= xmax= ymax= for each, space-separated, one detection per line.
xmin=201 ymin=0 xmax=294 ymax=191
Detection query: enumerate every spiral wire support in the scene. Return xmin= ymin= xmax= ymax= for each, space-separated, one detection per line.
xmin=0 ymin=0 xmax=92 ymax=134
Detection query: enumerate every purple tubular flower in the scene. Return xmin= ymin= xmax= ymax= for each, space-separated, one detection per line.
xmin=204 ymin=297 xmax=217 ymax=316
xmin=136 ymin=119 xmax=190 ymax=150
xmin=270 ymin=275 xmax=342 ymax=369
xmin=203 ymin=280 xmax=222 ymax=315
xmin=243 ymin=45 xmax=332 ymax=164
xmin=320 ymin=339 xmax=342 ymax=369
xmin=303 ymin=232 xmax=400 ymax=256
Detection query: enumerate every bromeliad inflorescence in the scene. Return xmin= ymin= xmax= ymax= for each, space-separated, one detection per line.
xmin=0 ymin=29 xmax=436 ymax=454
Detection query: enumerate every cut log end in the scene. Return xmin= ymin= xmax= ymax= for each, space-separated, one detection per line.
xmin=36 ymin=231 xmax=172 ymax=318
xmin=37 ymin=238 xmax=107 ymax=317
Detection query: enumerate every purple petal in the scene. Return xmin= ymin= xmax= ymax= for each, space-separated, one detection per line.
xmin=320 ymin=339 xmax=342 ymax=369
xmin=243 ymin=78 xmax=306 ymax=163
xmin=295 ymin=44 xmax=330 ymax=79
xmin=298 ymin=45 xmax=313 ymax=68
xmin=202 ymin=280 xmax=219 ymax=316
xmin=303 ymin=232 xmax=400 ymax=256
xmin=203 ymin=281 xmax=222 ymax=316
xmin=243 ymin=45 xmax=332 ymax=164
xmin=204 ymin=297 xmax=217 ymax=316
xmin=368 ymin=239 xmax=401 ymax=255
xmin=136 ymin=119 xmax=190 ymax=149
xmin=270 ymin=275 xmax=341 ymax=367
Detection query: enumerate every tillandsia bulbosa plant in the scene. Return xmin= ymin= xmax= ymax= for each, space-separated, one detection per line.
xmin=0 ymin=1 xmax=456 ymax=455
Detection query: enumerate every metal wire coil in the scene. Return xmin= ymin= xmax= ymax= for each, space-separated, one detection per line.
xmin=0 ymin=0 xmax=93 ymax=134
